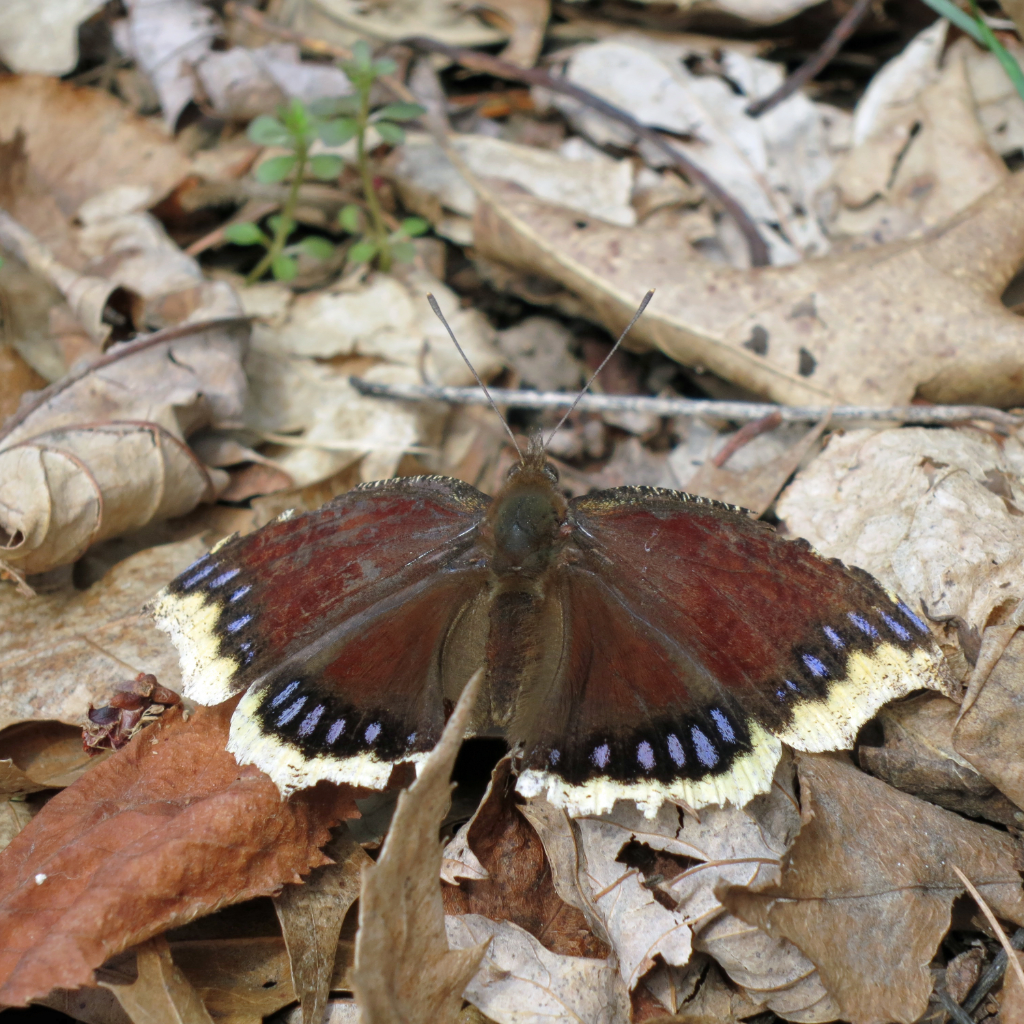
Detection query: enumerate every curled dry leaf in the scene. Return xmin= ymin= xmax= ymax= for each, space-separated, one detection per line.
xmin=470 ymin=171 xmax=1024 ymax=407
xmin=721 ymin=753 xmax=1024 ymax=1024
xmin=0 ymin=536 xmax=205 ymax=730
xmin=445 ymin=915 xmax=630 ymax=1024
xmin=858 ymin=692 xmax=1019 ymax=826
xmin=99 ymin=935 xmax=215 ymax=1024
xmin=0 ymin=697 xmax=361 ymax=1007
xmin=273 ymin=828 xmax=369 ymax=1024
xmin=0 ymin=320 xmax=248 ymax=575
xmin=351 ymin=670 xmax=488 ymax=1024
xmin=443 ymin=757 xmax=609 ymax=959
xmin=0 ymin=75 xmax=192 ymax=215
xmin=0 ymin=0 xmax=107 ymax=75
xmin=776 ymin=427 xmax=1024 ymax=634
xmin=954 ymin=629 xmax=1024 ymax=814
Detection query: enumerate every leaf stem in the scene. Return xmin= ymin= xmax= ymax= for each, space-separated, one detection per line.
xmin=246 ymin=139 xmax=308 ymax=285
xmin=356 ymin=84 xmax=391 ymax=271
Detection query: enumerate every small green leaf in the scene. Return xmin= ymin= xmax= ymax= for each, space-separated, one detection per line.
xmin=352 ymin=40 xmax=372 ymax=69
xmin=283 ymin=98 xmax=311 ymax=136
xmin=339 ymin=204 xmax=363 ymax=233
xmin=255 ymin=154 xmax=297 ymax=184
xmin=319 ymin=117 xmax=359 ymax=146
xmin=297 ymin=236 xmax=336 ymax=260
xmin=390 ymin=240 xmax=416 ymax=263
xmin=397 ymin=217 xmax=429 ymax=238
xmin=309 ymin=154 xmax=344 ymax=180
xmin=374 ymin=121 xmax=405 ymax=145
xmin=309 ymin=94 xmax=360 ymax=118
xmin=267 ymin=214 xmax=294 ymax=238
xmin=374 ymin=102 xmax=425 ymax=122
xmin=272 ymin=253 xmax=298 ymax=281
xmin=372 ymin=58 xmax=396 ymax=77
xmin=223 ymin=222 xmax=266 ymax=246
xmin=347 ymin=238 xmax=379 ymax=263
xmin=247 ymin=115 xmax=290 ymax=146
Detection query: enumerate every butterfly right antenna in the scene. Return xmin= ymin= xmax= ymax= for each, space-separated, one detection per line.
xmin=543 ymin=290 xmax=654 ymax=450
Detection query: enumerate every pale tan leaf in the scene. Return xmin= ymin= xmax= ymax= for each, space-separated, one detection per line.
xmin=351 ymin=669 xmax=488 ymax=1024
xmin=100 ymin=936 xmax=215 ymax=1024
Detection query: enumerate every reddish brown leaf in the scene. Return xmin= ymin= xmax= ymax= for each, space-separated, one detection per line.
xmin=0 ymin=697 xmax=361 ymax=1007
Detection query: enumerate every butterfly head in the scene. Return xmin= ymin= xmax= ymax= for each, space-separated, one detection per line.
xmin=486 ymin=435 xmax=567 ymax=577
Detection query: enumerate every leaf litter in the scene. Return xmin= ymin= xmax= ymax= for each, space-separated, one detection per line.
xmin=1 ymin=2 xmax=1024 ymax=1022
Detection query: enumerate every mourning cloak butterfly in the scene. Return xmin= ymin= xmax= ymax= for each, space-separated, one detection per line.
xmin=150 ymin=435 xmax=951 ymax=817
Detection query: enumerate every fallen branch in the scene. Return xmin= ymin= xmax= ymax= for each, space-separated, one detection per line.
xmin=349 ymin=378 xmax=1024 ymax=429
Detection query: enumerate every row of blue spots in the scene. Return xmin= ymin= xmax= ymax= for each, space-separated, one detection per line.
xmin=776 ymin=678 xmax=800 ymax=701
xmin=582 ymin=707 xmax=739 ymax=775
xmin=265 ymin=683 xmax=386 ymax=750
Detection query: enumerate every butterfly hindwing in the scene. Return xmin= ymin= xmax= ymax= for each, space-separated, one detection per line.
xmin=516 ymin=486 xmax=951 ymax=815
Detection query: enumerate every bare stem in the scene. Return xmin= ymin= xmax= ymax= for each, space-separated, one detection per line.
xmin=356 ymin=85 xmax=391 ymax=271
xmin=245 ymin=140 xmax=308 ymax=285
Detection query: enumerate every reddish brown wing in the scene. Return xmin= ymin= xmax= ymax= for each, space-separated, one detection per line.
xmin=152 ymin=475 xmax=488 ymax=700
xmin=516 ymin=486 xmax=942 ymax=804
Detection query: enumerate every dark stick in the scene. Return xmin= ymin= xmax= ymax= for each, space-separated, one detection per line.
xmin=935 ymin=989 xmax=977 ymax=1024
xmin=746 ymin=0 xmax=873 ymax=117
xmin=400 ymin=35 xmax=770 ymax=267
xmin=963 ymin=926 xmax=1024 ymax=1014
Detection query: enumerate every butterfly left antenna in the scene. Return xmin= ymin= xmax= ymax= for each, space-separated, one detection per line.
xmin=427 ymin=293 xmax=524 ymax=462
xmin=543 ymin=289 xmax=654 ymax=450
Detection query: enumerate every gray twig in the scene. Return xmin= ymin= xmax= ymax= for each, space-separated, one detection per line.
xmin=349 ymin=378 xmax=1023 ymax=430
xmin=935 ymin=988 xmax=978 ymax=1024
xmin=963 ymin=926 xmax=1024 ymax=1014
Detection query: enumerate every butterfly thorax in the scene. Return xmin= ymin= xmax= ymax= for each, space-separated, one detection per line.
xmin=484 ymin=451 xmax=568 ymax=579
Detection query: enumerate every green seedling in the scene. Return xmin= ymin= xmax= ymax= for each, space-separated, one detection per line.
xmin=225 ymin=41 xmax=428 ymax=283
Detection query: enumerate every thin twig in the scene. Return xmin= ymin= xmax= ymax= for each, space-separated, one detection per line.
xmin=963 ymin=926 xmax=1024 ymax=1013
xmin=348 ymin=378 xmax=1024 ymax=430
xmin=398 ymin=36 xmax=769 ymax=267
xmin=952 ymin=865 xmax=1024 ymax=998
xmin=746 ymin=0 xmax=873 ymax=117
xmin=935 ymin=988 xmax=978 ymax=1024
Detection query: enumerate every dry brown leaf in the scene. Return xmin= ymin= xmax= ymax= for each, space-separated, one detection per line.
xmin=471 ymin=173 xmax=1024 ymax=406
xmin=0 ymin=343 xmax=46 ymax=424
xmin=0 ymin=697 xmax=361 ymax=1006
xmin=274 ymin=828 xmax=369 ymax=1024
xmin=0 ymin=320 xmax=247 ymax=574
xmin=351 ymin=670 xmax=489 ymax=1024
xmin=721 ymin=753 xmax=1024 ymax=1024
xmin=99 ymin=936 xmax=215 ymax=1024
xmin=442 ymin=757 xmax=608 ymax=959
xmin=0 ymin=720 xmax=99 ymax=795
xmin=476 ymin=0 xmax=550 ymax=67
xmin=0 ymin=536 xmax=206 ymax=730
xmin=1004 ymin=950 xmax=1024 ymax=1024
xmin=859 ymin=692 xmax=1019 ymax=825
xmin=0 ymin=76 xmax=192 ymax=216
xmin=445 ymin=914 xmax=630 ymax=1024
xmin=954 ymin=629 xmax=1024 ymax=813
xmin=776 ymin=427 xmax=1024 ymax=638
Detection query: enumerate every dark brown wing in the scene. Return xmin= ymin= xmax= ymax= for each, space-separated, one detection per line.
xmin=151 ymin=476 xmax=489 ymax=794
xmin=515 ymin=487 xmax=950 ymax=816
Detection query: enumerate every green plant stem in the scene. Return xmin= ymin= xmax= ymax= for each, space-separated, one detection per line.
xmin=246 ymin=140 xmax=307 ymax=284
xmin=356 ymin=85 xmax=392 ymax=271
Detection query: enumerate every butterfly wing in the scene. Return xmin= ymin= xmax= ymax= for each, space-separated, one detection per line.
xmin=150 ymin=476 xmax=490 ymax=794
xmin=516 ymin=487 xmax=951 ymax=817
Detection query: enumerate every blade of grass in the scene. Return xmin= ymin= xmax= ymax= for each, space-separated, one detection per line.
xmin=970 ymin=0 xmax=1024 ymax=101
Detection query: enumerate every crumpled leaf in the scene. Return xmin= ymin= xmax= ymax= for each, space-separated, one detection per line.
xmin=0 ymin=696 xmax=361 ymax=1007
xmin=954 ymin=628 xmax=1024 ymax=813
xmin=351 ymin=670 xmax=488 ymax=1024
xmin=0 ymin=720 xmax=98 ymax=795
xmin=776 ymin=427 xmax=1024 ymax=634
xmin=721 ymin=753 xmax=1024 ymax=1024
xmin=0 ymin=0 xmax=106 ymax=75
xmin=0 ymin=536 xmax=204 ymax=730
xmin=0 ymin=75 xmax=192 ymax=214
xmin=470 ymin=170 xmax=1024 ymax=406
xmin=387 ymin=132 xmax=636 ymax=243
xmin=544 ymin=34 xmax=839 ymax=262
xmin=243 ymin=270 xmax=501 ymax=486
xmin=99 ymin=936 xmax=215 ymax=1024
xmin=859 ymin=692 xmax=1019 ymax=825
xmin=830 ymin=30 xmax=1007 ymax=244
xmin=445 ymin=915 xmax=630 ymax=1024
xmin=273 ymin=828 xmax=369 ymax=1024
xmin=443 ymin=757 xmax=608 ymax=959
xmin=0 ymin=319 xmax=247 ymax=574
